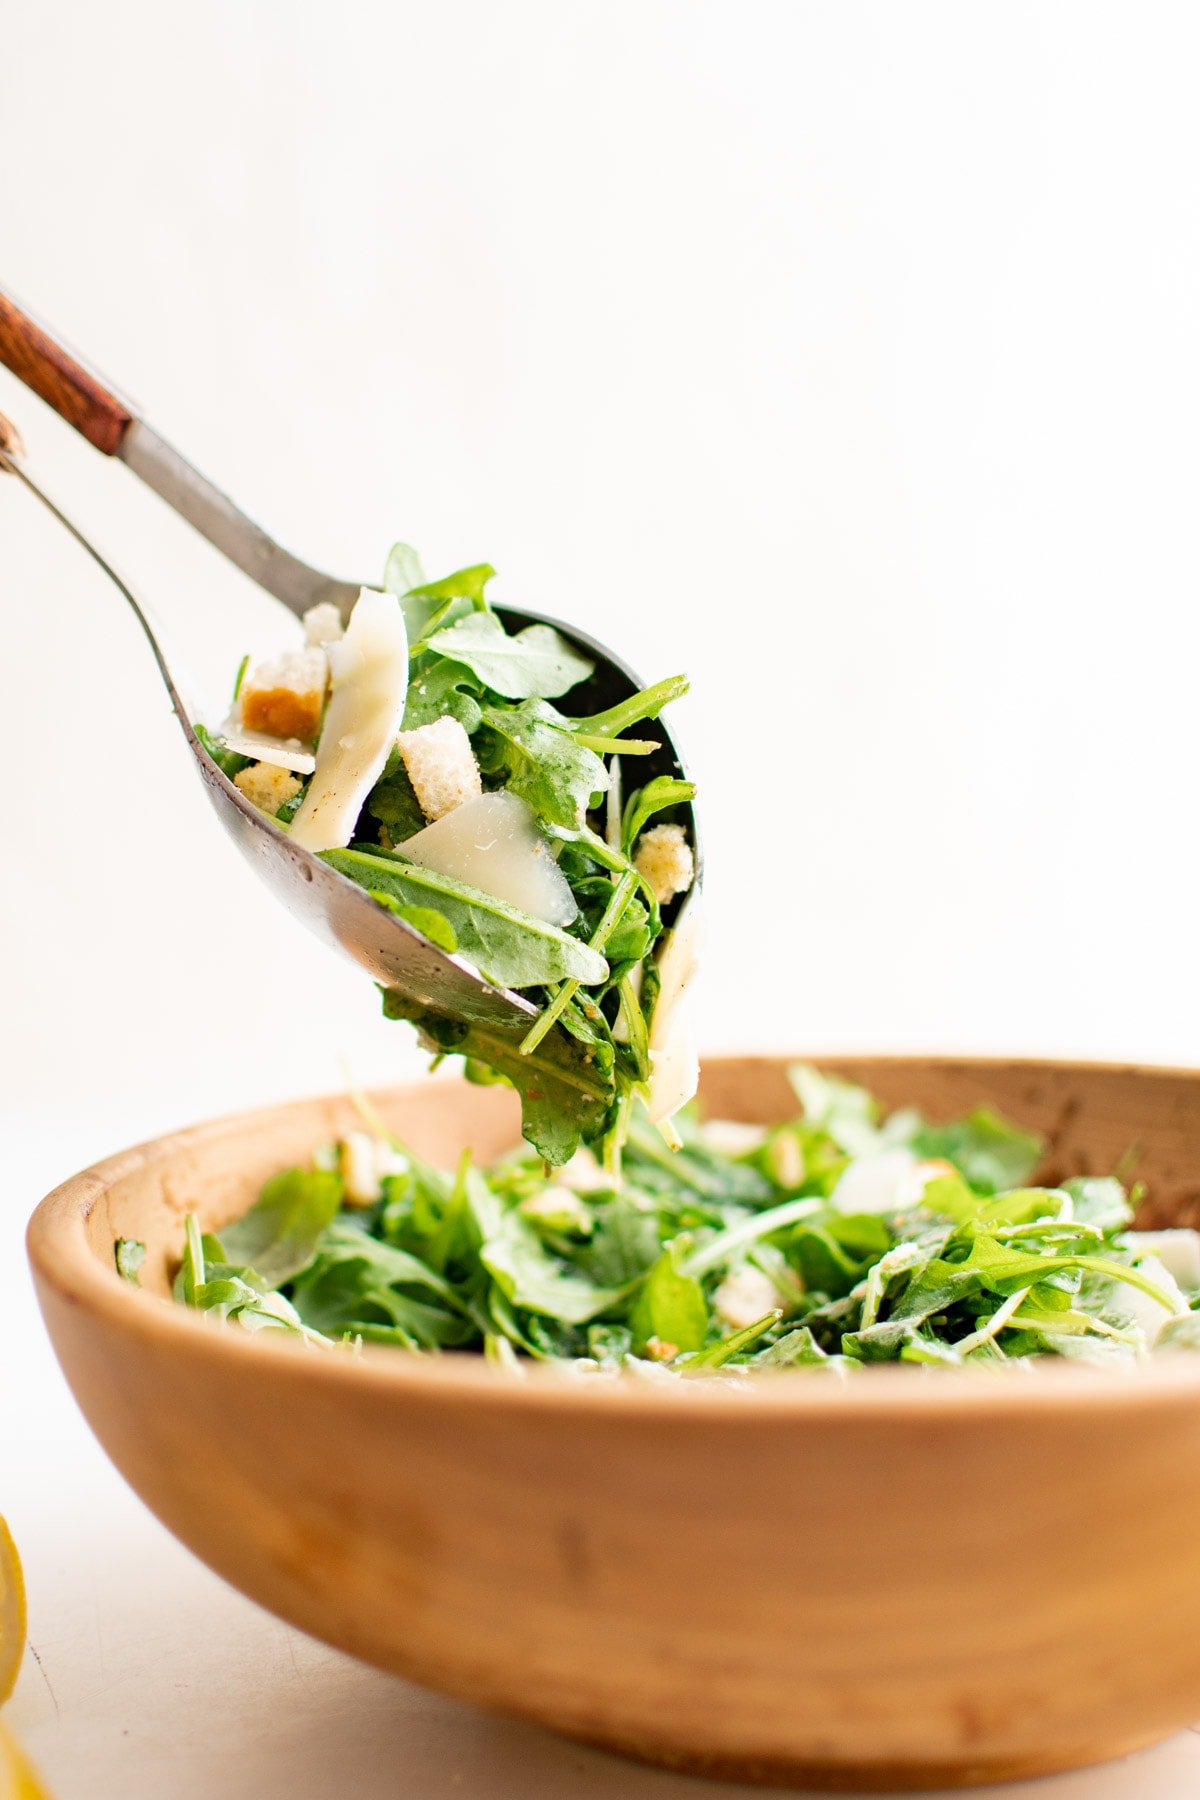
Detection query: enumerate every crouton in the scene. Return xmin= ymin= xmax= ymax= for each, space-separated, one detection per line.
xmin=395 ymin=716 xmax=482 ymax=821
xmin=239 ymin=648 xmax=328 ymax=744
xmin=713 ymin=1265 xmax=780 ymax=1331
xmin=232 ymin=761 xmax=303 ymax=815
xmin=303 ymin=601 xmax=345 ymax=647
xmin=338 ymin=1130 xmax=408 ymax=1207
xmin=634 ymin=822 xmax=694 ymax=905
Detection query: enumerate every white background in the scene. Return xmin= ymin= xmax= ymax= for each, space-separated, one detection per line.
xmin=5 ymin=4 xmax=1200 ymax=1796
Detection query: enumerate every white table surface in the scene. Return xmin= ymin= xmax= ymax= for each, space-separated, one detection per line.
xmin=5 ymin=1121 xmax=1200 ymax=1800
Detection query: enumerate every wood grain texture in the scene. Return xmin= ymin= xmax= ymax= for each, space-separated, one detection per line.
xmin=25 ymin=1057 xmax=1200 ymax=1789
xmin=0 ymin=290 xmax=134 ymax=453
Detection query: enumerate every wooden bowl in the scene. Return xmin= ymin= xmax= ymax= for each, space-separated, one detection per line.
xmin=26 ymin=1057 xmax=1200 ymax=1790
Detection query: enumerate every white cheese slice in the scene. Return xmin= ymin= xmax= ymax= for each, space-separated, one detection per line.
xmin=830 ymin=1148 xmax=920 ymax=1216
xmin=1124 ymin=1228 xmax=1200 ymax=1291
xmin=645 ymin=892 xmax=702 ymax=1124
xmin=1120 ymin=1253 xmax=1190 ymax=1345
xmin=290 ymin=588 xmax=409 ymax=853
xmin=400 ymin=791 xmax=577 ymax=927
xmin=215 ymin=722 xmax=317 ymax=775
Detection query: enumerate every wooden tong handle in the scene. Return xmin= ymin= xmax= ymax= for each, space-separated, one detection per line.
xmin=0 ymin=288 xmax=136 ymax=454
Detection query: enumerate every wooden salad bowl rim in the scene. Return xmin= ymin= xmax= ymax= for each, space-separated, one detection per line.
xmin=28 ymin=1053 xmax=1200 ymax=1417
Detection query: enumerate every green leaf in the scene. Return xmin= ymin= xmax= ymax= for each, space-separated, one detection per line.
xmin=425 ymin=613 xmax=593 ymax=699
xmin=290 ymin=1219 xmax=466 ymax=1341
xmin=367 ymin=893 xmax=458 ymax=953
xmin=570 ymin=674 xmax=689 ymax=739
xmin=325 ymin=846 xmax=609 ymax=989
xmin=1064 ymin=1177 xmax=1133 ymax=1232
xmin=680 ymin=1311 xmax=780 ymax=1371
xmin=578 ymin=1194 xmax=661 ymax=1286
xmin=478 ymin=700 xmax=608 ymax=830
xmin=789 ymin=1065 xmax=887 ymax=1157
xmin=366 ymin=747 xmax=426 ymax=842
xmin=193 ymin=722 xmax=250 ymax=780
xmin=622 ymin=776 xmax=696 ymax=855
xmin=115 ymin=1238 xmax=146 ymax=1285
xmin=681 ymin=1195 xmax=823 ymax=1279
xmin=630 ymin=1243 xmax=708 ymax=1354
xmin=220 ymin=1167 xmax=345 ymax=1286
xmin=475 ymin=1181 xmax=627 ymax=1324
xmin=912 ymin=1108 xmax=1044 ymax=1193
xmin=757 ymin=1326 xmax=835 ymax=1368
xmin=966 ymin=1233 xmax=1181 ymax=1310
xmin=383 ymin=541 xmax=427 ymax=597
xmin=401 ymin=657 xmax=483 ymax=733
xmin=380 ymin=989 xmax=615 ymax=1164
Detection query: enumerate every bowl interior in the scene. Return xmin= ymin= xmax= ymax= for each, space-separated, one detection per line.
xmin=71 ymin=1054 xmax=1200 ymax=1303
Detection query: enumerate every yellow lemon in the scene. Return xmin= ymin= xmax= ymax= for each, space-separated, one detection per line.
xmin=0 ymin=1722 xmax=51 ymax=1800
xmin=0 ymin=1520 xmax=25 ymax=1709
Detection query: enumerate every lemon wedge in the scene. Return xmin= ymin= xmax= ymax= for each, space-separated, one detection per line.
xmin=0 ymin=1722 xmax=51 ymax=1800
xmin=0 ymin=1518 xmax=25 ymax=1708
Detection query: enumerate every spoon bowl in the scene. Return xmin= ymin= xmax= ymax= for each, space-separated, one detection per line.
xmin=0 ymin=288 xmax=696 ymax=1069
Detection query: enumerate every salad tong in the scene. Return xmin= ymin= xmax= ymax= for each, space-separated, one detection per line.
xmin=0 ymin=288 xmax=695 ymax=1078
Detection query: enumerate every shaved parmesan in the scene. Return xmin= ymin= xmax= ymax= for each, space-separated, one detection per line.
xmin=400 ymin=791 xmax=577 ymax=927
xmin=215 ymin=722 xmax=316 ymax=775
xmin=1125 ymin=1228 xmax=1200 ymax=1291
xmin=290 ymin=589 xmax=409 ymax=854
xmin=830 ymin=1148 xmax=920 ymax=1215
xmin=1120 ymin=1254 xmax=1190 ymax=1344
xmin=645 ymin=893 xmax=702 ymax=1124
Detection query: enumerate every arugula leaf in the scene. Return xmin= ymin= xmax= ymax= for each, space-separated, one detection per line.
xmin=912 ymin=1108 xmax=1044 ymax=1193
xmin=966 ymin=1233 xmax=1180 ymax=1310
xmin=325 ymin=846 xmax=609 ymax=989
xmin=220 ymin=1168 xmax=344 ymax=1286
xmin=578 ymin=1194 xmax=661 ymax=1286
xmin=631 ymin=1243 xmax=708 ymax=1355
xmin=381 ymin=989 xmax=615 ymax=1163
xmin=680 ymin=1311 xmax=780 ymax=1371
xmin=368 ymin=898 xmax=458 ymax=954
xmin=401 ymin=657 xmax=484 ymax=733
xmin=1065 ymin=1177 xmax=1134 ymax=1232
xmin=478 ymin=701 xmax=608 ymax=830
xmin=425 ymin=614 xmax=593 ymax=699
xmin=790 ymin=1065 xmax=888 ymax=1157
xmin=383 ymin=541 xmax=427 ymax=597
xmin=289 ymin=1219 xmax=467 ymax=1343
xmin=385 ymin=552 xmax=494 ymax=641
xmin=366 ymin=746 xmax=426 ymax=843
xmin=115 ymin=1238 xmax=146 ymax=1285
xmin=194 ymin=722 xmax=250 ymax=780
xmin=622 ymin=776 xmax=696 ymax=855
xmin=472 ymin=1175 xmax=627 ymax=1325
xmin=570 ymin=674 xmax=689 ymax=739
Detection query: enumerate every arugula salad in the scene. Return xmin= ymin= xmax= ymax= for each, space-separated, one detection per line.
xmin=127 ymin=1067 xmax=1200 ymax=1373
xmin=195 ymin=545 xmax=697 ymax=1165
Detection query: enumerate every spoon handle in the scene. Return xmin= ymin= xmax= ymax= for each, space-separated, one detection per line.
xmin=0 ymin=287 xmax=136 ymax=454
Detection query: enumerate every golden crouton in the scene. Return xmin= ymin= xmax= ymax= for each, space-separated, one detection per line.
xmin=634 ymin=822 xmax=695 ymax=905
xmin=232 ymin=761 xmax=303 ymax=815
xmin=302 ymin=602 xmax=345 ymax=647
xmin=395 ymin=716 xmax=482 ymax=821
xmin=239 ymin=648 xmax=328 ymax=744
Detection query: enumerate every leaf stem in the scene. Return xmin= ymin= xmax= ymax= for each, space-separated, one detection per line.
xmin=519 ymin=870 xmax=639 ymax=1056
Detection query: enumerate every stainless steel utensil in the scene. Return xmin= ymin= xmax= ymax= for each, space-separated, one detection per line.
xmin=0 ymin=291 xmax=696 ymax=1083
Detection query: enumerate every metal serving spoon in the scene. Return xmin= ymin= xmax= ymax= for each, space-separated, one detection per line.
xmin=0 ymin=290 xmax=696 ymax=1076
